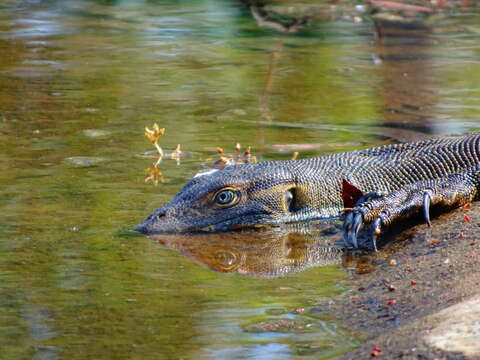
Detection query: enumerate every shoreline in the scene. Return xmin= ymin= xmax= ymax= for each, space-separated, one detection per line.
xmin=318 ymin=204 xmax=480 ymax=359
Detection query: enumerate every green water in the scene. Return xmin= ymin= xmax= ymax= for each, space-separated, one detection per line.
xmin=1 ymin=0 xmax=480 ymax=359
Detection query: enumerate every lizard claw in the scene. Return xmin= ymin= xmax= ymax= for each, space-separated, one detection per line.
xmin=423 ymin=189 xmax=432 ymax=226
xmin=342 ymin=172 xmax=477 ymax=252
xmin=343 ymin=211 xmax=364 ymax=249
xmin=370 ymin=217 xmax=382 ymax=252
xmin=343 ymin=212 xmax=355 ymax=248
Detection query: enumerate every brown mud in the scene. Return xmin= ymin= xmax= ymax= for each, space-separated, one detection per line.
xmin=318 ymin=204 xmax=480 ymax=359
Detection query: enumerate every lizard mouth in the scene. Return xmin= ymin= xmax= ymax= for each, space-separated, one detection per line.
xmin=134 ymin=206 xmax=341 ymax=235
xmin=198 ymin=222 xmax=271 ymax=232
xmin=132 ymin=222 xmax=151 ymax=234
xmin=134 ymin=210 xmax=270 ymax=235
xmin=197 ymin=211 xmax=272 ymax=233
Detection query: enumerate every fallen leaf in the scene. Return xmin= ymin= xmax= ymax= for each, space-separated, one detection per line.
xmin=371 ymin=345 xmax=383 ymax=357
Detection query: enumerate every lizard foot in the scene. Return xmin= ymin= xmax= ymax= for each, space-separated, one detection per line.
xmin=343 ymin=172 xmax=479 ymax=251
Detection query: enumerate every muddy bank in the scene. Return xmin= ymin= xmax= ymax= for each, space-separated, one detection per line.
xmin=317 ymin=204 xmax=480 ymax=359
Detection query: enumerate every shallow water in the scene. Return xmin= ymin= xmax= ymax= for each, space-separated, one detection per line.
xmin=1 ymin=0 xmax=480 ymax=359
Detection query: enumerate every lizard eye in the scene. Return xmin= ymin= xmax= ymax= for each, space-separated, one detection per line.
xmin=213 ymin=189 xmax=239 ymax=207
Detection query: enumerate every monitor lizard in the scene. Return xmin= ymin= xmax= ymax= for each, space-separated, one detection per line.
xmin=135 ymin=133 xmax=480 ymax=250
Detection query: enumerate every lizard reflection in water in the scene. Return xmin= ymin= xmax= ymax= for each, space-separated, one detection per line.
xmin=150 ymin=222 xmax=378 ymax=278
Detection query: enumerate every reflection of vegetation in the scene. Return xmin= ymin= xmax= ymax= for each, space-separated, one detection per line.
xmin=247 ymin=3 xmax=311 ymax=34
xmin=145 ymin=158 xmax=164 ymax=185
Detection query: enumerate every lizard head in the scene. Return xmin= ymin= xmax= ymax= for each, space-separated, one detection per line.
xmin=134 ymin=162 xmax=304 ymax=234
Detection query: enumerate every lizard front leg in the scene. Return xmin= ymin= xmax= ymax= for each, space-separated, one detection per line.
xmin=343 ymin=167 xmax=480 ymax=251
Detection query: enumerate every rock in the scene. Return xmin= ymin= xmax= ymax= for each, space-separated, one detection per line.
xmin=424 ymin=295 xmax=480 ymax=357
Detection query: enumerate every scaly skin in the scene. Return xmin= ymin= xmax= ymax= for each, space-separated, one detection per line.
xmin=135 ymin=134 xmax=480 ymax=249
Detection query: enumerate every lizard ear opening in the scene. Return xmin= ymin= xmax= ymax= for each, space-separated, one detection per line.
xmin=285 ymin=188 xmax=298 ymax=213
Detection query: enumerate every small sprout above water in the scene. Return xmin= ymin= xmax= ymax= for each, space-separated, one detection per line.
xmin=142 ymin=124 xmax=181 ymax=185
xmin=213 ymin=143 xmax=257 ymax=169
xmin=145 ymin=123 xmax=165 ymax=156
xmin=170 ymin=144 xmax=182 ymax=165
xmin=216 ymin=147 xmax=226 ymax=157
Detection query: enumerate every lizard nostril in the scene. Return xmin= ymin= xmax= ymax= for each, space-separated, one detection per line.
xmin=146 ymin=208 xmax=167 ymax=222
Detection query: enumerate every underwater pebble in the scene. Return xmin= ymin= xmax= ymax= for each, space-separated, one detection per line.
xmin=83 ymin=129 xmax=111 ymax=138
xmin=243 ymin=318 xmax=312 ymax=333
xmin=231 ymin=109 xmax=247 ymax=116
xmin=215 ymin=114 xmax=233 ymax=121
xmin=64 ymin=156 xmax=104 ymax=167
xmin=265 ymin=308 xmax=288 ymax=316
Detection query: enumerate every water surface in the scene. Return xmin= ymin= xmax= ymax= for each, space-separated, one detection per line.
xmin=1 ymin=0 xmax=480 ymax=359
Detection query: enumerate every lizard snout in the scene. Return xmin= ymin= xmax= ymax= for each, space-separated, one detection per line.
xmin=133 ymin=206 xmax=169 ymax=234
